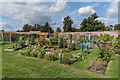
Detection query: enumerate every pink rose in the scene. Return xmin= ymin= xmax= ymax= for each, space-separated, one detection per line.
xmin=83 ymin=33 xmax=86 ymax=35
xmin=83 ymin=42 xmax=85 ymax=45
xmin=32 ymin=49 xmax=35 ymax=53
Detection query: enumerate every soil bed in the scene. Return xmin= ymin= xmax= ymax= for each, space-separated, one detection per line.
xmin=88 ymin=58 xmax=110 ymax=74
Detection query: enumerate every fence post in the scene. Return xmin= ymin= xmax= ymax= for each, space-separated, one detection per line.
xmin=1 ymin=31 xmax=4 ymax=41
xmin=10 ymin=33 xmax=11 ymax=43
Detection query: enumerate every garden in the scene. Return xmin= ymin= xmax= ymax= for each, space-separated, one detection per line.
xmin=1 ymin=32 xmax=120 ymax=78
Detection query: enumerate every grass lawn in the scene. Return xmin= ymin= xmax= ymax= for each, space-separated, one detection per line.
xmin=1 ymin=42 xmax=119 ymax=78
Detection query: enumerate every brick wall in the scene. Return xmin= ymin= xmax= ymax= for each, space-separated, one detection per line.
xmin=59 ymin=30 xmax=120 ymax=38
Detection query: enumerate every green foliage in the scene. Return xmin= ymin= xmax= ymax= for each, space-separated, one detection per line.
xmin=56 ymin=27 xmax=61 ymax=32
xmin=68 ymin=34 xmax=72 ymax=40
xmin=114 ymin=24 xmax=120 ymax=30
xmin=22 ymin=22 xmax=54 ymax=33
xmin=2 ymin=43 xmax=118 ymax=78
xmin=80 ymin=13 xmax=106 ymax=31
xmin=19 ymin=36 xmax=25 ymax=40
xmin=63 ymin=16 xmax=73 ymax=32
xmin=42 ymin=22 xmax=54 ymax=33
xmin=97 ymin=42 xmax=112 ymax=62
xmin=71 ymin=52 xmax=87 ymax=61
xmin=38 ymin=52 xmax=44 ymax=58
xmin=69 ymin=43 xmax=76 ymax=50
xmin=30 ymin=34 xmax=37 ymax=43
xmin=19 ymin=50 xmax=24 ymax=55
xmin=11 ymin=34 xmax=19 ymax=42
xmin=30 ymin=49 xmax=39 ymax=57
xmin=23 ymin=24 xmax=31 ymax=32
xmin=59 ymin=49 xmax=70 ymax=53
xmin=25 ymin=49 xmax=31 ymax=56
xmin=16 ymin=40 xmax=25 ymax=47
xmin=61 ymin=55 xmax=71 ymax=64
xmin=59 ymin=37 xmax=63 ymax=48
xmin=83 ymin=48 xmax=90 ymax=54
xmin=40 ymin=49 xmax=49 ymax=53
xmin=44 ymin=52 xmax=57 ymax=61
xmin=101 ymin=34 xmax=110 ymax=42
xmin=71 ymin=27 xmax=77 ymax=32
xmin=50 ymin=38 xmax=58 ymax=42
xmin=112 ymin=36 xmax=120 ymax=54
xmin=50 ymin=32 xmax=59 ymax=42
xmin=38 ymin=36 xmax=47 ymax=46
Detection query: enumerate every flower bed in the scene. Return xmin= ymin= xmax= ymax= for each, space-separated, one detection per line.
xmin=44 ymin=52 xmax=57 ymax=61
xmin=59 ymin=52 xmax=88 ymax=65
xmin=19 ymin=45 xmax=58 ymax=61
xmin=88 ymin=39 xmax=113 ymax=74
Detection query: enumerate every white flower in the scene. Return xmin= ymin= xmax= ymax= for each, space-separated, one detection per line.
xmin=72 ymin=54 xmax=75 ymax=57
xmin=77 ymin=56 xmax=80 ymax=59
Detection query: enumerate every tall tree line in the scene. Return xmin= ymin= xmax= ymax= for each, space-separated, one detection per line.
xmin=17 ymin=13 xmax=120 ymax=33
xmin=17 ymin=22 xmax=54 ymax=33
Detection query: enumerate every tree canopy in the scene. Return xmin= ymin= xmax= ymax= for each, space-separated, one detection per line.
xmin=17 ymin=13 xmax=119 ymax=33
xmin=56 ymin=27 xmax=61 ymax=32
xmin=63 ymin=16 xmax=73 ymax=32
xmin=22 ymin=22 xmax=54 ymax=33
xmin=114 ymin=24 xmax=120 ymax=30
xmin=80 ymin=13 xmax=106 ymax=32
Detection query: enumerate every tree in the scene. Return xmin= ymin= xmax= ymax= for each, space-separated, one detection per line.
xmin=80 ymin=13 xmax=106 ymax=31
xmin=109 ymin=25 xmax=113 ymax=30
xmin=56 ymin=27 xmax=61 ymax=32
xmin=63 ymin=16 xmax=73 ymax=32
xmin=22 ymin=22 xmax=54 ymax=33
xmin=114 ymin=24 xmax=120 ymax=30
xmin=106 ymin=26 xmax=111 ymax=31
xmin=1 ymin=30 xmax=4 ymax=32
xmin=42 ymin=22 xmax=54 ymax=33
xmin=71 ymin=27 xmax=77 ymax=32
xmin=23 ymin=24 xmax=33 ymax=32
xmin=36 ymin=24 xmax=42 ymax=31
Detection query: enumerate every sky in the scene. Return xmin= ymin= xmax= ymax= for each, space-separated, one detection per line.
xmin=0 ymin=0 xmax=119 ymax=32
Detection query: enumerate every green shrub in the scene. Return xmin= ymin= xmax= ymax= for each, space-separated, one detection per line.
xmin=19 ymin=50 xmax=24 ymax=55
xmin=50 ymin=37 xmax=58 ymax=42
xmin=59 ymin=37 xmax=63 ymax=48
xmin=38 ymin=52 xmax=44 ymax=58
xmin=118 ymin=34 xmax=120 ymax=37
xmin=25 ymin=49 xmax=31 ymax=56
xmin=62 ymin=56 xmax=71 ymax=64
xmin=44 ymin=52 xmax=56 ymax=61
xmin=30 ymin=49 xmax=39 ymax=57
xmin=71 ymin=52 xmax=87 ymax=61
xmin=41 ymin=49 xmax=49 ymax=53
xmin=16 ymin=40 xmax=25 ymax=47
xmin=70 ymin=43 xmax=76 ymax=50
xmin=112 ymin=36 xmax=120 ymax=54
xmin=101 ymin=34 xmax=110 ymax=42
xmin=59 ymin=49 xmax=70 ymax=53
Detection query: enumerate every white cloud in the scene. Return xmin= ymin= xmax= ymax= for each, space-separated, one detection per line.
xmin=96 ymin=17 xmax=118 ymax=26
xmin=49 ymin=0 xmax=67 ymax=13
xmin=0 ymin=22 xmax=18 ymax=31
xmin=107 ymin=2 xmax=118 ymax=18
xmin=0 ymin=1 xmax=67 ymax=26
xmin=78 ymin=6 xmax=96 ymax=17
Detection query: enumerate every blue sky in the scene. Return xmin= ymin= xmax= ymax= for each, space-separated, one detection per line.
xmin=0 ymin=1 xmax=118 ymax=31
